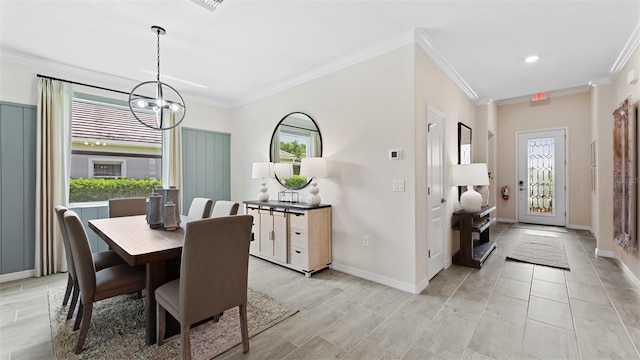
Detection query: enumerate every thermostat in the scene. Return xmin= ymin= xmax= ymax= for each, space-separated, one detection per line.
xmin=389 ymin=149 xmax=403 ymax=160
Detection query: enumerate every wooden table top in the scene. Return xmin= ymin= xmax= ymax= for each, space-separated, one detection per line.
xmin=89 ymin=215 xmax=192 ymax=266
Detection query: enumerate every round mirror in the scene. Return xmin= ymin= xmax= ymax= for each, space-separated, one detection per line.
xmin=269 ymin=112 xmax=323 ymax=190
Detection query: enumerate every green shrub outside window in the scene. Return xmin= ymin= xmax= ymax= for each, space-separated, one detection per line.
xmin=69 ymin=177 xmax=161 ymax=203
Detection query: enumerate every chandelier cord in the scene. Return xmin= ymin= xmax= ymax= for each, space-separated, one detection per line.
xmin=156 ymin=28 xmax=161 ymax=83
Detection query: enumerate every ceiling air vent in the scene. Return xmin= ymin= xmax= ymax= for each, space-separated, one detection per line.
xmin=190 ymin=0 xmax=224 ymax=11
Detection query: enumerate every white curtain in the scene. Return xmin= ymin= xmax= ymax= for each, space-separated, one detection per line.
xmin=35 ymin=78 xmax=72 ymax=276
xmin=163 ymin=113 xmax=183 ymax=213
xmin=271 ymin=127 xmax=281 ymax=162
xmin=310 ymin=130 xmax=321 ymax=156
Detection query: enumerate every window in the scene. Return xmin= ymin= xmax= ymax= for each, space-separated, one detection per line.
xmin=90 ymin=158 xmax=125 ymax=178
xmin=69 ymin=93 xmax=162 ymax=204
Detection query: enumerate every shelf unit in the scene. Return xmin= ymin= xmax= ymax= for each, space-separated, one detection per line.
xmin=452 ymin=205 xmax=497 ymax=268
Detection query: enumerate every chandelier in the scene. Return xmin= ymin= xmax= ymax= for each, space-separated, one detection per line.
xmin=129 ymin=26 xmax=186 ymax=130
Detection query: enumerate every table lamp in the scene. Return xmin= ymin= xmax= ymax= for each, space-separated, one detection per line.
xmin=300 ymin=157 xmax=327 ymax=205
xmin=252 ymin=162 xmax=272 ymax=201
xmin=454 ymin=163 xmax=489 ymax=213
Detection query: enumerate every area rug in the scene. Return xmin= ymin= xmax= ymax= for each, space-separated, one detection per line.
xmin=48 ymin=287 xmax=297 ymax=359
xmin=512 ymin=223 xmax=568 ymax=233
xmin=506 ymin=234 xmax=570 ymax=270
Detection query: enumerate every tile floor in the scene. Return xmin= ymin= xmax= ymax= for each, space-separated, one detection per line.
xmin=1 ymin=223 xmax=639 ymax=359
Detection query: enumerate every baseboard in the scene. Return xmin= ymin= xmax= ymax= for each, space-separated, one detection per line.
xmin=0 ymin=269 xmax=35 ymax=283
xmin=445 ymin=257 xmax=453 ymax=269
xmin=595 ymin=248 xmax=615 ymax=258
xmin=595 ymin=249 xmax=640 ymax=289
xmin=567 ymin=224 xmax=592 ymax=231
xmin=497 ymin=218 xmax=516 ymax=223
xmin=331 ymin=262 xmax=426 ymax=294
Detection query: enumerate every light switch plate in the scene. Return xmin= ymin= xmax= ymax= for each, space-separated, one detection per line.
xmin=393 ymin=179 xmax=405 ymax=192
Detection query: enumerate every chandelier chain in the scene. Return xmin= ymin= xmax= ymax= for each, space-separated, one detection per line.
xmin=156 ymin=28 xmax=161 ymax=82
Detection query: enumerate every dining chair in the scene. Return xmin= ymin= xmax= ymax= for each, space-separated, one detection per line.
xmin=108 ymin=197 xmax=147 ymax=218
xmin=187 ymin=197 xmax=213 ymax=218
xmin=55 ymin=206 xmax=126 ymax=320
xmin=210 ymin=200 xmax=239 ymax=217
xmin=155 ymin=215 xmax=253 ymax=360
xmin=63 ymin=210 xmax=146 ymax=354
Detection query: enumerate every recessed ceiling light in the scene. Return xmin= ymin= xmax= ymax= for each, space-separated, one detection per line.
xmin=525 ymin=55 xmax=539 ymax=63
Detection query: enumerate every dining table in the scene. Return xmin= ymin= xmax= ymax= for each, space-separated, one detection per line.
xmin=88 ymin=214 xmax=193 ymax=345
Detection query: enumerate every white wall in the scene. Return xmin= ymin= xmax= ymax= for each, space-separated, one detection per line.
xmin=231 ymin=45 xmax=421 ymax=290
xmin=495 ymin=92 xmax=592 ymax=228
xmin=0 ymin=60 xmax=232 ymax=132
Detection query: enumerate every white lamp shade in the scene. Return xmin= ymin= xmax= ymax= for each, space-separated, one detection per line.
xmin=252 ymin=162 xmax=271 ymax=179
xmin=453 ymin=163 xmax=489 ymax=186
xmin=300 ymin=157 xmax=327 ymax=178
xmin=273 ymin=162 xmax=293 ymax=179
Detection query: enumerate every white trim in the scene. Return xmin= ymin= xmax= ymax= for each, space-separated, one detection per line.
xmin=0 ymin=49 xmax=232 ymax=110
xmin=566 ymin=224 xmax=592 ymax=231
xmin=495 ymin=85 xmax=592 ymax=105
xmin=610 ymin=23 xmax=640 ymax=78
xmin=0 ymin=269 xmax=35 ymax=283
xmin=331 ymin=262 xmax=426 ymax=294
xmin=497 ymin=218 xmax=517 ymax=223
xmin=233 ymin=30 xmax=416 ymax=107
xmin=414 ymin=29 xmax=479 ymax=104
xmin=595 ymin=248 xmax=615 ymax=258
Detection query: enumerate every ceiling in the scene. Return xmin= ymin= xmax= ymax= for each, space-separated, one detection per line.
xmin=1 ymin=0 xmax=639 ymax=108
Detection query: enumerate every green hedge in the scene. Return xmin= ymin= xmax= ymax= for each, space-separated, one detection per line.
xmin=283 ymin=175 xmax=308 ymax=189
xmin=69 ymin=177 xmax=162 ymax=203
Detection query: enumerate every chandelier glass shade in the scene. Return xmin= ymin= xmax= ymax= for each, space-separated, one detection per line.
xmin=129 ymin=26 xmax=186 ymax=130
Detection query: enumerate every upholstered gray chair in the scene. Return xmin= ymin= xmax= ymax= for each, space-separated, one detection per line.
xmin=155 ymin=215 xmax=253 ymax=359
xmin=63 ymin=211 xmax=146 ymax=354
xmin=108 ymin=197 xmax=147 ymax=218
xmin=210 ymin=200 xmax=239 ymax=217
xmin=55 ymin=206 xmax=125 ymax=320
xmin=187 ymin=197 xmax=213 ymax=218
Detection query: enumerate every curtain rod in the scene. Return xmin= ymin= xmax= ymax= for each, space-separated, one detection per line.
xmin=36 ymin=74 xmax=131 ymax=96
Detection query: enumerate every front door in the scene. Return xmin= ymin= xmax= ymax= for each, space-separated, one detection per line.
xmin=517 ymin=129 xmax=566 ymax=226
xmin=427 ymin=105 xmax=445 ymax=280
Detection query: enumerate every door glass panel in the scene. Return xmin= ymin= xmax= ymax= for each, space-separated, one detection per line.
xmin=528 ymin=137 xmax=555 ymax=215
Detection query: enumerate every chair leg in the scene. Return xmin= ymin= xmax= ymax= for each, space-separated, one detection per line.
xmin=181 ymin=324 xmax=192 ymax=360
xmin=73 ymin=300 xmax=83 ymax=331
xmin=157 ymin=302 xmax=166 ymax=346
xmin=74 ymin=302 xmax=93 ymax=354
xmin=62 ymin=274 xmax=73 ymax=306
xmin=239 ymin=303 xmax=249 ymax=353
xmin=67 ymin=285 xmax=80 ymax=320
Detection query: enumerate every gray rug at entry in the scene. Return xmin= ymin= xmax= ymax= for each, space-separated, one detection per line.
xmin=49 ymin=287 xmax=298 ymax=359
xmin=511 ymin=223 xmax=568 ymax=233
xmin=506 ymin=234 xmax=571 ymax=270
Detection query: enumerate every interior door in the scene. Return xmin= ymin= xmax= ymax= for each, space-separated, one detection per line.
xmin=517 ymin=129 xmax=566 ymax=226
xmin=427 ymin=105 xmax=445 ymax=280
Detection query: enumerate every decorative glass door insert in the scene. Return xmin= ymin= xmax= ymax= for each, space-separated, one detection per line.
xmin=527 ymin=137 xmax=555 ymax=215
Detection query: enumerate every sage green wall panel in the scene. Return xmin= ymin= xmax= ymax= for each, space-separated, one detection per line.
xmin=182 ymin=128 xmax=231 ymax=215
xmin=22 ymin=107 xmax=36 ymax=270
xmin=0 ymin=103 xmax=36 ymax=275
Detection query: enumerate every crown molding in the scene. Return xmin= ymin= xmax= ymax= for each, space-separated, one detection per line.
xmin=494 ymin=84 xmax=592 ymax=105
xmin=232 ymin=29 xmax=416 ymax=108
xmin=0 ymin=49 xmax=233 ymax=110
xmin=609 ymin=22 xmax=640 ymax=80
xmin=414 ymin=28 xmax=480 ymax=104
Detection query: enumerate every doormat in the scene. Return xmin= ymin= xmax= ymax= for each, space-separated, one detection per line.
xmin=512 ymin=223 xmax=568 ymax=233
xmin=506 ymin=234 xmax=570 ymax=270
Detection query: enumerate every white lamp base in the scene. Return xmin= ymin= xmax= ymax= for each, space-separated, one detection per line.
xmin=460 ymin=185 xmax=482 ymax=213
xmin=308 ymin=180 xmax=321 ymax=205
xmin=258 ymin=180 xmax=269 ymax=202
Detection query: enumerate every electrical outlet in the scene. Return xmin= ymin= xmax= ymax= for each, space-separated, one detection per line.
xmin=362 ymin=235 xmax=369 ymax=247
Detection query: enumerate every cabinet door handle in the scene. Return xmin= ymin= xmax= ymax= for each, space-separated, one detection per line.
xmin=295 ymin=232 xmax=301 ymax=235
xmin=269 ymin=230 xmax=275 ymax=240
xmin=295 ymin=250 xmax=301 ymax=254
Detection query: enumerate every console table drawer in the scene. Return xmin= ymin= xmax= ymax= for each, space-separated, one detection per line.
xmin=289 ymin=246 xmax=309 ymax=268
xmin=289 ymin=212 xmax=307 ymax=229
xmin=290 ymin=229 xmax=308 ymax=249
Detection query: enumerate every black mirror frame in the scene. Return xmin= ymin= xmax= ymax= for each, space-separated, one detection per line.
xmin=458 ymin=122 xmax=472 ymax=199
xmin=269 ymin=112 xmax=323 ymax=190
